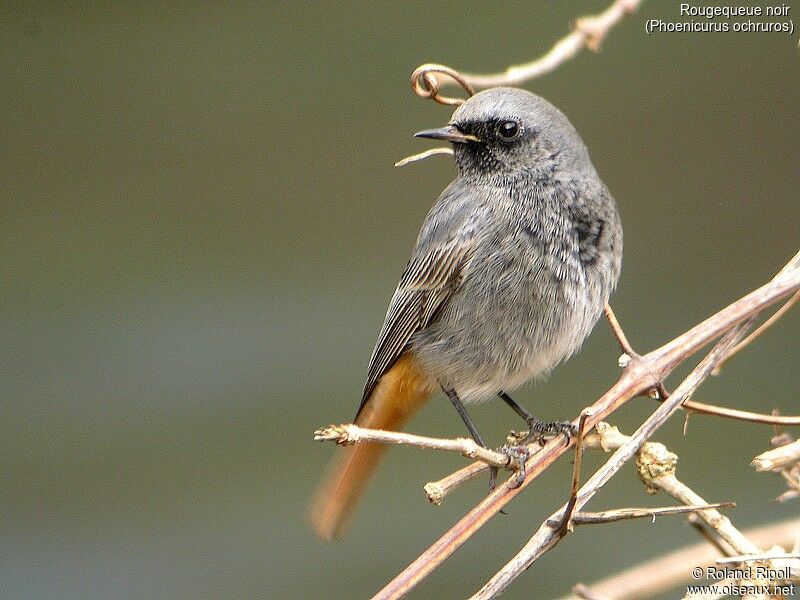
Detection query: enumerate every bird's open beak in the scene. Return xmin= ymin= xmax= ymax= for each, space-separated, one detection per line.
xmin=414 ymin=125 xmax=480 ymax=144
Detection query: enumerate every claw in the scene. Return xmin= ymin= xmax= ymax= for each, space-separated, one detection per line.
xmin=488 ymin=466 xmax=498 ymax=491
xmin=497 ymin=444 xmax=531 ymax=488
xmin=488 ymin=466 xmax=510 ymax=515
xmin=525 ymin=419 xmax=577 ymax=446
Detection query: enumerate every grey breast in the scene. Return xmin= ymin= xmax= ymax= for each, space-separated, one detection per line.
xmin=410 ymin=174 xmax=621 ymax=403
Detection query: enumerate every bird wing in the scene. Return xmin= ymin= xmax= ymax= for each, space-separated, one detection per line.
xmin=358 ymin=238 xmax=475 ymax=415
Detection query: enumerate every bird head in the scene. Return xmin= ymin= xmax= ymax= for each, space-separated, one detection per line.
xmin=415 ymin=87 xmax=593 ymax=182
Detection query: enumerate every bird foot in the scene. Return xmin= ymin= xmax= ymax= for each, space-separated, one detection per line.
xmin=497 ymin=444 xmax=531 ymax=489
xmin=523 ymin=419 xmax=577 ymax=446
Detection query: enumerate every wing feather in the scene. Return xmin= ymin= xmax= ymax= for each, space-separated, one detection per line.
xmin=357 ymin=240 xmax=474 ymax=415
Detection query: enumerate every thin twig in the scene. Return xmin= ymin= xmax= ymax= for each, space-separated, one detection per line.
xmin=589 ymin=425 xmax=761 ymax=558
xmin=712 ymin=289 xmax=800 ymax=375
xmin=410 ymin=63 xmax=476 ymax=106
xmin=687 ymin=512 xmax=738 ymax=557
xmin=715 ymin=552 xmax=800 ymax=564
xmin=408 ymin=0 xmax=642 ymax=105
xmin=560 ymin=410 xmax=593 ymax=534
xmin=424 ymin=439 xmax=546 ymax=505
xmin=753 ymin=440 xmax=800 ymax=472
xmin=648 ymin=463 xmax=762 ymax=556
xmin=604 ymin=302 xmax=638 ymax=359
xmin=371 ymin=256 xmax=799 ymax=600
xmin=681 ymin=399 xmax=800 ymax=426
xmin=314 ymin=424 xmax=515 ymax=470
xmin=394 ymin=147 xmax=453 ymax=167
xmin=424 ymin=462 xmax=487 ymax=505
xmin=561 ymin=503 xmax=735 ymax=525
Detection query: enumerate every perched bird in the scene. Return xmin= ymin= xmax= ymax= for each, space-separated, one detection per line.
xmin=310 ymin=87 xmax=622 ymax=540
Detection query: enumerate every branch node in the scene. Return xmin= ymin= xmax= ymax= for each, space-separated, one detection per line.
xmin=636 ymin=442 xmax=678 ymax=494
xmin=424 ymin=482 xmax=445 ymax=506
xmin=594 ymin=421 xmax=629 ymax=452
xmin=313 ymin=424 xmax=358 ymax=445
xmin=575 ymin=17 xmax=607 ymax=53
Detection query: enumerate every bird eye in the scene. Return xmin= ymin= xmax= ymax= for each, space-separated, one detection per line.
xmin=497 ymin=120 xmax=520 ymax=141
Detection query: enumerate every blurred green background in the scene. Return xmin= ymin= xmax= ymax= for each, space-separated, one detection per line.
xmin=2 ymin=2 xmax=798 ymax=599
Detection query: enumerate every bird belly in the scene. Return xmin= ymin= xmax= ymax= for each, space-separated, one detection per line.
xmin=411 ymin=248 xmax=605 ymax=404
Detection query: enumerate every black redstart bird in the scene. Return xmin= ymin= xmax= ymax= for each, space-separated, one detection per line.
xmin=310 ymin=87 xmax=623 ymax=540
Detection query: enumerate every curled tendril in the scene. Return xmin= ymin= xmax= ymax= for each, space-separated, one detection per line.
xmin=410 ymin=64 xmax=475 ymax=106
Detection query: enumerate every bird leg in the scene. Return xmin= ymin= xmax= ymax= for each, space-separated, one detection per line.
xmin=444 ymin=387 xmax=500 ymax=489
xmin=498 ymin=391 xmax=577 ymax=445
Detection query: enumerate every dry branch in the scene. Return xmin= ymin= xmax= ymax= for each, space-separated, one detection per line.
xmin=329 ymin=4 xmax=800 ymax=596
xmin=412 ymin=0 xmax=643 ymax=105
xmin=712 ymin=289 xmax=800 ymax=375
xmin=754 ymin=433 xmax=800 ymax=503
xmin=314 ymin=424 xmax=516 ymax=470
xmin=559 ymin=518 xmax=800 ymax=600
xmin=368 ymin=250 xmax=799 ymax=600
xmin=753 ymin=440 xmax=800 ymax=472
xmin=639 ymin=449 xmax=761 ymax=557
xmin=680 ymin=399 xmax=800 ymax=426
xmin=715 ymin=552 xmax=800 ymax=564
xmin=470 ymin=325 xmax=755 ymax=599
xmin=417 ymin=263 xmax=800 ymax=506
xmin=424 ymin=462 xmax=487 ymax=505
xmin=566 ymin=503 xmax=735 ymax=526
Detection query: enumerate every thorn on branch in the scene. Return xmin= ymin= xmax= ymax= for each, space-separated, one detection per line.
xmin=603 ymin=303 xmax=639 ymax=360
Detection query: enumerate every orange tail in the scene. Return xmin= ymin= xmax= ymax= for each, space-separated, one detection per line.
xmin=309 ymin=353 xmax=435 ymax=540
